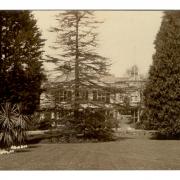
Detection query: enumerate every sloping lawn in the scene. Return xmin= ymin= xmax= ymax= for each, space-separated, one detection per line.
xmin=0 ymin=138 xmax=180 ymax=170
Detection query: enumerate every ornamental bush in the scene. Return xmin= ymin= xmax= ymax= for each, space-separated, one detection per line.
xmin=0 ymin=102 xmax=29 ymax=149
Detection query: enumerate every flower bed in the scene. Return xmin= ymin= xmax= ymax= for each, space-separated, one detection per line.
xmin=0 ymin=145 xmax=28 ymax=155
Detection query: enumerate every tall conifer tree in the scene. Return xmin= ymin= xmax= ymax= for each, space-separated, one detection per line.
xmin=47 ymin=11 xmax=113 ymax=138
xmin=47 ymin=11 xmax=109 ymax=117
xmin=0 ymin=11 xmax=45 ymax=114
xmin=144 ymin=11 xmax=180 ymax=138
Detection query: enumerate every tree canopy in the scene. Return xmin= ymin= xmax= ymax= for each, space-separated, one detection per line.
xmin=0 ymin=11 xmax=45 ymax=114
xmin=47 ymin=11 xmax=110 ymax=108
xmin=46 ymin=11 xmax=114 ymax=139
xmin=143 ymin=11 xmax=180 ymax=138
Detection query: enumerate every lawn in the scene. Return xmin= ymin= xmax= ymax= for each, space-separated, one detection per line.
xmin=0 ymin=137 xmax=180 ymax=170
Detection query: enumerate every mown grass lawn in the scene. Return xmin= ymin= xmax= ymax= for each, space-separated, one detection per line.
xmin=0 ymin=137 xmax=180 ymax=170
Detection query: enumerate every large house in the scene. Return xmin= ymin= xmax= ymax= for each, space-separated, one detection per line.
xmin=39 ymin=70 xmax=146 ymax=128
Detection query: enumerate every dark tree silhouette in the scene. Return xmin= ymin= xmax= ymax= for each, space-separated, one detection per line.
xmin=143 ymin=11 xmax=180 ymax=138
xmin=0 ymin=11 xmax=45 ymax=114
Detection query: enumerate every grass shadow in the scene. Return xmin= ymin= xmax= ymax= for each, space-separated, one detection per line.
xmin=150 ymin=135 xmax=180 ymax=140
xmin=28 ymin=144 xmax=41 ymax=149
xmin=15 ymin=149 xmax=31 ymax=153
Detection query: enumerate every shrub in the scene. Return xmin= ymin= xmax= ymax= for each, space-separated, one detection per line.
xmin=28 ymin=112 xmax=53 ymax=131
xmin=51 ymin=108 xmax=115 ymax=142
xmin=37 ymin=118 xmax=52 ymax=130
xmin=80 ymin=109 xmax=115 ymax=141
xmin=0 ymin=102 xmax=29 ymax=149
xmin=137 ymin=110 xmax=153 ymax=130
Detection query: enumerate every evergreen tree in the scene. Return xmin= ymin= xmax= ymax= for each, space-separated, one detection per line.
xmin=47 ymin=11 xmax=109 ymax=110
xmin=47 ymin=11 xmax=113 ymax=139
xmin=143 ymin=11 xmax=180 ymax=138
xmin=0 ymin=11 xmax=45 ymax=114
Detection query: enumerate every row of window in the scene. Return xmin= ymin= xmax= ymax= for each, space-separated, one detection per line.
xmin=58 ymin=90 xmax=89 ymax=102
xmin=118 ymin=95 xmax=139 ymax=102
xmin=56 ymin=90 xmax=140 ymax=104
xmin=57 ymin=90 xmax=110 ymax=103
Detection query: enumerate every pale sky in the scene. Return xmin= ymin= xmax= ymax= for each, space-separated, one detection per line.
xmin=33 ymin=11 xmax=163 ymax=77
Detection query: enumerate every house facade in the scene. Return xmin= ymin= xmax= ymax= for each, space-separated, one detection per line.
xmin=39 ymin=72 xmax=146 ymax=128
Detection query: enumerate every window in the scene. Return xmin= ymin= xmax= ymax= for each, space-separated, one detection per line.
xmin=131 ymin=95 xmax=138 ymax=102
xmin=80 ymin=90 xmax=89 ymax=100
xmin=93 ymin=90 xmax=110 ymax=103
xmin=93 ymin=90 xmax=97 ymax=101
xmin=98 ymin=91 xmax=105 ymax=101
xmin=134 ymin=96 xmax=138 ymax=102
xmin=59 ymin=90 xmax=72 ymax=102
xmin=106 ymin=92 xmax=110 ymax=103
xmin=119 ymin=95 xmax=123 ymax=102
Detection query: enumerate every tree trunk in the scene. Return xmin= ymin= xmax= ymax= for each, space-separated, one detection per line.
xmin=74 ymin=12 xmax=80 ymax=123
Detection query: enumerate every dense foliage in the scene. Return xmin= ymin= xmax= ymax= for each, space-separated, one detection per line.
xmin=143 ymin=11 xmax=180 ymax=138
xmin=82 ymin=109 xmax=115 ymax=141
xmin=0 ymin=11 xmax=45 ymax=114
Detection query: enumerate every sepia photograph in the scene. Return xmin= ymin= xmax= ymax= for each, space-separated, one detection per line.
xmin=0 ymin=8 xmax=180 ymax=171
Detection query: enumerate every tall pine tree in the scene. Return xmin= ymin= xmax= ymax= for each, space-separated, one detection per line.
xmin=144 ymin=11 xmax=180 ymax=138
xmin=47 ymin=11 xmax=109 ymax=113
xmin=47 ymin=11 xmax=113 ymax=138
xmin=0 ymin=11 xmax=45 ymax=114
